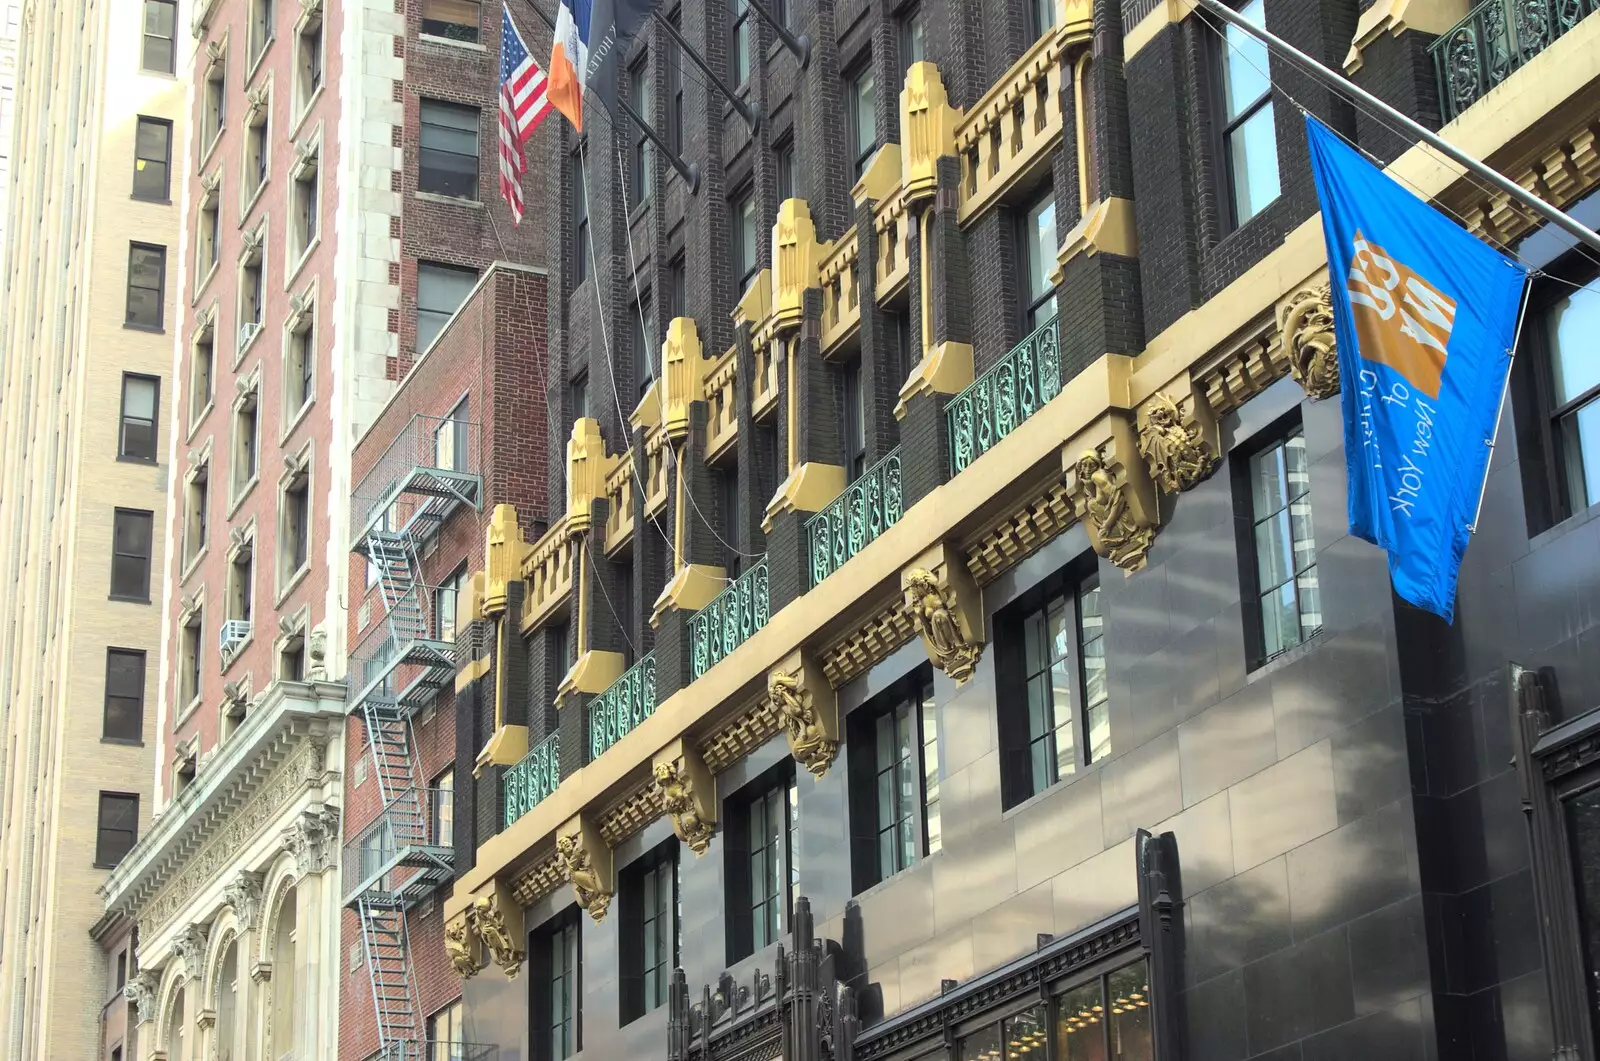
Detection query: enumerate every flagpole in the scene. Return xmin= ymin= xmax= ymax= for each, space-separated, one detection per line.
xmin=651 ymin=11 xmax=762 ymax=130
xmin=741 ymin=0 xmax=812 ymax=68
xmin=1467 ymin=282 xmax=1533 ymax=532
xmin=1193 ymin=0 xmax=1600 ymax=256
xmin=620 ymin=95 xmax=702 ymax=194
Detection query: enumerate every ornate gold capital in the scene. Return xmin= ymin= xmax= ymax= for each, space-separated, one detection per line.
xmin=1065 ymin=416 xmax=1160 ymax=573
xmin=567 ymin=418 xmax=617 ymax=531
xmin=1281 ymin=283 xmax=1339 ymax=400
xmin=773 ymin=200 xmax=827 ymax=332
xmin=901 ymin=543 xmax=984 ymax=684
xmin=557 ymin=816 xmax=613 ymax=922
xmin=767 ymin=649 xmax=838 ymax=777
xmin=651 ymin=740 xmax=717 ymax=854
xmin=901 ymin=63 xmax=962 ymax=201
xmin=661 ymin=318 xmax=709 ymax=440
xmin=1136 ymin=388 xmax=1218 ymax=494
xmin=484 ymin=504 xmax=529 ymax=618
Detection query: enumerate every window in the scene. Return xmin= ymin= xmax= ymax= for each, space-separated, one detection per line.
xmin=426 ymin=1000 xmax=466 ymax=1059
xmin=571 ymin=155 xmax=589 ymax=284
xmin=997 ymin=568 xmax=1108 ymax=809
xmin=841 ymin=358 xmax=865 ymax=480
xmin=246 ymin=105 xmax=272 ymax=202
xmin=125 ymin=244 xmax=166 ymax=329
xmin=103 ymin=649 xmax=146 ymax=742
xmin=717 ymin=464 xmax=741 ymax=578
xmin=436 ymin=563 xmax=467 ymax=641
xmin=183 ymin=462 xmax=209 ymax=567
xmin=239 ymin=237 xmax=265 ymax=350
xmin=630 ymin=297 xmax=653 ymax=400
xmin=290 ymin=142 xmax=320 ymax=260
xmin=1242 ymin=422 xmax=1320 ymax=663
xmin=180 ymin=610 xmax=203 ymax=705
xmin=295 ymin=7 xmax=324 ymax=109
xmin=732 ymin=191 xmax=757 ymax=297
xmin=422 ymin=0 xmax=480 ymax=41
xmin=776 ymin=141 xmax=796 ymax=202
xmin=435 ymin=397 xmax=469 ymax=472
xmin=197 ymin=184 xmax=221 ymax=278
xmin=234 ymin=387 xmax=259 ymax=492
xmin=119 ymin=375 xmax=159 ymax=461
xmin=895 ymin=311 xmax=915 ymax=384
xmin=849 ymin=672 xmax=940 ymax=891
xmin=133 ymin=117 xmax=172 ymax=200
xmin=1029 ymin=0 xmax=1057 ymax=39
xmin=192 ymin=324 xmax=216 ymax=422
xmin=1018 ymin=190 xmax=1058 ymax=333
xmin=419 ymin=99 xmax=479 ymax=199
xmin=416 ymin=261 xmax=479 ymax=352
xmin=1052 ymin=960 xmax=1155 ymax=1060
xmin=730 ymin=0 xmax=750 ymax=85
xmin=203 ymin=57 xmax=226 ymax=149
xmin=288 ymin=300 xmax=315 ymax=416
xmin=899 ymin=7 xmax=925 ymax=68
xmin=534 ymin=918 xmax=581 ymax=1061
xmin=432 ymin=768 xmax=455 ymax=847
xmin=666 ymin=256 xmax=686 ymax=322
xmin=281 ymin=465 xmax=311 ymax=582
xmin=666 ymin=14 xmax=684 ymax=153
xmin=848 ymin=65 xmax=877 ymax=181
xmin=630 ymin=58 xmax=652 ymax=203
xmin=228 ymin=547 xmax=254 ymax=625
xmin=621 ymin=846 xmax=678 ymax=1023
xmin=1216 ymin=0 xmax=1279 ymax=228
xmin=249 ymin=0 xmax=275 ymax=62
xmin=142 ymin=0 xmax=176 ymax=73
xmin=727 ymin=768 xmax=798 ymax=961
xmin=570 ymin=373 xmax=589 ymax=423
xmin=117 ymin=951 xmax=127 ymax=990
xmin=1078 ymin=55 xmax=1102 ymax=208
xmin=281 ymin=629 xmax=305 ymax=681
xmin=95 ymin=794 xmax=139 ymax=868
xmin=111 ymin=509 xmax=154 ymax=600
xmin=1530 ymin=273 xmax=1600 ymax=520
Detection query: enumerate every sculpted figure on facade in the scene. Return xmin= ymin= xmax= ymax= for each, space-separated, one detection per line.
xmin=903 ymin=568 xmax=981 ymax=684
xmin=1283 ymin=283 xmax=1339 ymax=399
xmin=444 ymin=912 xmax=481 ymax=978
xmin=557 ymin=832 xmax=611 ymax=921
xmin=125 ymin=971 xmax=160 ymax=1024
xmin=1071 ymin=451 xmax=1157 ymax=571
xmin=223 ymin=870 xmax=265 ymax=931
xmin=653 ymin=759 xmax=716 ymax=854
xmin=283 ymin=805 xmax=340 ymax=876
xmin=1137 ymin=391 xmax=1215 ymax=494
xmin=305 ymin=626 xmax=329 ymax=681
xmin=473 ymin=894 xmax=525 ymax=977
xmin=768 ymin=670 xmax=836 ymax=777
xmin=173 ymin=922 xmax=210 ymax=976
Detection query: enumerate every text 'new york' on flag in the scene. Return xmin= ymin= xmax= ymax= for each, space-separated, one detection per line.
xmin=1305 ymin=114 xmax=1529 ymax=623
xmin=499 ymin=3 xmax=553 ymax=224
xmin=548 ymin=0 xmax=660 ymax=132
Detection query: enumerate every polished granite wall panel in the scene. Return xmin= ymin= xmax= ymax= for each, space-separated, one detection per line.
xmin=461 ymin=967 xmax=529 ymax=1061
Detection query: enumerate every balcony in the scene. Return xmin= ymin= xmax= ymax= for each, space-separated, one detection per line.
xmin=1431 ymin=0 xmax=1599 ymax=122
xmin=947 ymin=313 xmax=1063 ymax=476
xmin=587 ymin=651 xmax=658 ymax=761
xmin=347 ymin=587 xmax=455 ymax=714
xmin=352 ymin=413 xmax=483 ymax=555
xmin=688 ymin=557 xmax=770 ymax=682
xmin=807 ymin=448 xmax=905 ymax=588
xmin=504 ymin=732 xmax=560 ymax=829
xmin=342 ymin=786 xmax=454 ymax=907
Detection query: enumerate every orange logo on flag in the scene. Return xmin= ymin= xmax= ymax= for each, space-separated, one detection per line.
xmin=1345 ymin=230 xmax=1456 ymax=398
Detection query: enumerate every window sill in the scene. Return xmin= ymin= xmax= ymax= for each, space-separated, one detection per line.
xmin=131 ymin=195 xmax=174 ymax=206
xmin=1244 ymin=629 xmax=1324 ymax=685
xmin=629 ymin=198 xmax=651 ymax=225
xmin=418 ymin=32 xmax=486 ymax=52
xmin=234 ymin=321 xmax=264 ymax=369
xmin=280 ymin=398 xmax=315 ymax=446
xmin=174 ymin=692 xmax=205 ymax=731
xmin=240 ymin=180 xmax=269 ymax=225
xmin=123 ymin=322 xmax=166 ymax=335
xmin=107 ymin=594 xmax=153 ymax=605
xmin=117 ymin=454 xmax=160 ymax=466
xmin=92 ymin=862 xmax=124 ymax=871
xmin=414 ymin=191 xmax=485 ymax=209
xmin=200 ymin=132 xmax=224 ymax=172
xmin=276 ymin=563 xmax=311 ymax=608
xmin=245 ymin=37 xmax=275 ymax=86
xmin=285 ymin=235 xmax=321 ymax=289
xmin=180 ymin=546 xmax=210 ymax=586
xmin=101 ymin=737 xmax=146 ymax=747
xmin=1216 ymin=194 xmax=1282 ymax=248
xmin=192 ymin=260 xmax=220 ymax=303
xmin=228 ymin=475 xmax=260 ymax=519
xmin=290 ymin=85 xmax=326 ymax=140
xmin=1530 ymin=497 xmax=1600 ymax=547
xmin=186 ymin=400 xmax=215 ymax=444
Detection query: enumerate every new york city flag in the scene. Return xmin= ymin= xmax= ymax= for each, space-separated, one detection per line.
xmin=1305 ymin=115 xmax=1529 ymax=622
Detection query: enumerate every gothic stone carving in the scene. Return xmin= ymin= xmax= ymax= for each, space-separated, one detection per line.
xmin=223 ymin=870 xmax=265 ymax=931
xmin=1136 ymin=390 xmax=1216 ymax=494
xmin=901 ymin=544 xmax=984 ymax=684
xmin=1282 ymin=283 xmax=1339 ymax=399
xmin=652 ymin=741 xmax=717 ymax=854
xmin=768 ymin=650 xmax=839 ymax=778
xmin=557 ymin=817 xmax=613 ymax=922
xmin=1065 ymin=416 xmax=1160 ymax=573
xmin=305 ymin=626 xmax=329 ymax=681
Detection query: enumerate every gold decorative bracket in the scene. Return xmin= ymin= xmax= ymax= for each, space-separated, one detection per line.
xmin=901 ymin=542 xmax=985 ymax=684
xmin=896 ymin=340 xmax=974 ymax=420
xmin=470 ymin=879 xmax=526 ymax=978
xmin=557 ymin=815 xmax=614 ymax=922
xmin=1136 ymin=381 xmax=1220 ymax=495
xmin=650 ymin=564 xmax=728 ymax=627
xmin=1064 ymin=414 xmax=1160 ymax=573
xmin=445 ymin=909 xmax=485 ymax=978
xmin=661 ymin=318 xmax=709 ymax=441
xmin=556 ymin=650 xmax=627 ymax=707
xmin=763 ymin=462 xmax=847 ymax=532
xmin=484 ymin=504 xmax=530 ymax=618
xmin=652 ymin=739 xmax=717 ymax=854
xmin=474 ymin=725 xmax=528 ymax=779
xmin=567 ymin=418 xmax=618 ymax=532
xmin=768 ymin=648 xmax=839 ymax=777
xmin=1280 ymin=282 xmax=1339 ymax=400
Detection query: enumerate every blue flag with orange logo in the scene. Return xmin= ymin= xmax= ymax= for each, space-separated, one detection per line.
xmin=1305 ymin=115 xmax=1528 ymax=622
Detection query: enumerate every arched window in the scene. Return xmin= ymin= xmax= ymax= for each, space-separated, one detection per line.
xmin=216 ymin=937 xmax=240 ymax=1061
xmin=270 ymin=886 xmax=298 ymax=1059
xmin=165 ymin=988 xmax=187 ymax=1061
xmin=1074 ymin=52 xmax=1101 ymax=215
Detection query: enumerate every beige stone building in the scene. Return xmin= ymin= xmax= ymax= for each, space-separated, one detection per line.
xmin=0 ymin=0 xmax=185 ymax=1058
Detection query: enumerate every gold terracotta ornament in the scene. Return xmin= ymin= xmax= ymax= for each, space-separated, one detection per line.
xmin=1069 ymin=449 xmax=1157 ymax=572
xmin=768 ymin=667 xmax=837 ymax=777
xmin=444 ymin=912 xmax=481 ymax=978
xmin=902 ymin=551 xmax=984 ymax=685
xmin=1137 ymin=391 xmax=1216 ymax=494
xmin=651 ymin=748 xmax=717 ymax=854
xmin=1282 ymin=283 xmax=1339 ymax=399
xmin=557 ymin=824 xmax=613 ymax=922
xmin=472 ymin=893 xmax=525 ymax=978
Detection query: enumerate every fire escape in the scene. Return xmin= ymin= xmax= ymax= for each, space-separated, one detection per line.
xmin=344 ymin=413 xmax=481 ymax=1061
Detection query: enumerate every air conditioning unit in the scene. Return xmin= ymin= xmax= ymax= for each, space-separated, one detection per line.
xmin=238 ymin=321 xmax=260 ymax=349
xmin=219 ymin=618 xmax=253 ymax=658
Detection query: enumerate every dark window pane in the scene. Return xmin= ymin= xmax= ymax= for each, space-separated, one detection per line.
xmin=104 ymin=650 xmax=146 ymax=742
xmin=1107 ymin=961 xmax=1154 ymax=1060
xmin=96 ymin=794 xmax=139 ymax=867
xmin=125 ymin=245 xmax=165 ymax=328
xmin=416 ymin=261 xmax=479 ymax=351
xmin=120 ymin=375 xmax=158 ymax=460
xmin=112 ymin=510 xmax=153 ymax=598
xmin=133 ymin=119 xmax=171 ymax=200
xmin=419 ymin=99 xmax=480 ymax=199
xmin=142 ymin=0 xmax=176 ymax=72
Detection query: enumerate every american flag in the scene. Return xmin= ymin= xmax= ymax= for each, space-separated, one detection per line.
xmin=499 ymin=3 xmax=552 ymax=224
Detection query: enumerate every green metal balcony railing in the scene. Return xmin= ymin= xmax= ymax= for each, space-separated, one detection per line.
xmin=587 ymin=651 xmax=658 ymax=761
xmin=1430 ymin=0 xmax=1599 ymax=122
xmin=807 ymin=448 xmax=904 ymax=588
xmin=503 ymin=732 xmax=560 ymax=829
xmin=689 ymin=557 xmax=770 ymax=681
xmin=947 ymin=313 xmax=1062 ymax=477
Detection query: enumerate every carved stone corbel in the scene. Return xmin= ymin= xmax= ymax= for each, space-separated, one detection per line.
xmin=1280 ymin=282 xmax=1339 ymax=399
xmin=223 ymin=870 xmax=265 ymax=932
xmin=125 ymin=971 xmax=160 ymax=1024
xmin=901 ymin=542 xmax=984 ymax=684
xmin=652 ymin=739 xmax=717 ymax=854
xmin=767 ymin=649 xmax=838 ymax=777
xmin=557 ymin=815 xmax=613 ymax=922
xmin=1065 ymin=415 xmax=1160 ymax=573
xmin=471 ymin=879 xmax=526 ymax=978
xmin=1136 ymin=385 xmax=1219 ymax=495
xmin=444 ymin=909 xmax=484 ymax=978
xmin=173 ymin=923 xmax=209 ymax=974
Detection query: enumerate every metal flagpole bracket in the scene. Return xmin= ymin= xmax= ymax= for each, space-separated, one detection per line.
xmin=620 ymin=95 xmax=702 ymax=194
xmin=1193 ymin=0 xmax=1600 ymax=256
xmin=653 ymin=11 xmax=763 ymax=130
xmin=743 ymin=0 xmax=811 ymax=68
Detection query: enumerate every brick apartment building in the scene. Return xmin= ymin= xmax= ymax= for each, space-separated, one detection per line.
xmin=339 ymin=262 xmax=551 ymax=1061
